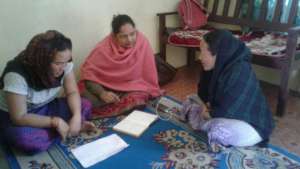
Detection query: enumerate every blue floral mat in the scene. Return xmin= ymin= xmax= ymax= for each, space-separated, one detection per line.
xmin=1 ymin=105 xmax=300 ymax=169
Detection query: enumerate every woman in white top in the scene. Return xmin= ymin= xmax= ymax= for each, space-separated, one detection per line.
xmin=0 ymin=30 xmax=94 ymax=153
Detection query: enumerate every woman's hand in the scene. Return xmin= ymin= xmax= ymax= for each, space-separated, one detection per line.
xmin=100 ymin=91 xmax=120 ymax=103
xmin=52 ymin=117 xmax=70 ymax=141
xmin=202 ymin=103 xmax=211 ymax=120
xmin=187 ymin=102 xmax=210 ymax=130
xmin=180 ymin=96 xmax=211 ymax=130
xmin=68 ymin=114 xmax=82 ymax=136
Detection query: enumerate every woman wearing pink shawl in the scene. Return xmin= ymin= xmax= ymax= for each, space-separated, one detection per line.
xmin=79 ymin=15 xmax=161 ymax=118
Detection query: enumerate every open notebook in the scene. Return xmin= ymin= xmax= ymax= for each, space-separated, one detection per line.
xmin=113 ymin=110 xmax=158 ymax=137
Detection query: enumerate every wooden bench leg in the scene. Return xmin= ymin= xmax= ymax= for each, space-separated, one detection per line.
xmin=276 ymin=65 xmax=291 ymax=116
xmin=187 ymin=48 xmax=196 ymax=66
xmin=159 ymin=41 xmax=167 ymax=61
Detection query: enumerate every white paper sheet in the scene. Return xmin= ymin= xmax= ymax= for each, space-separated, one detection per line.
xmin=71 ymin=134 xmax=129 ymax=168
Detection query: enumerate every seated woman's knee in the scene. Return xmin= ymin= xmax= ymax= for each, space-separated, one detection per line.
xmin=9 ymin=128 xmax=51 ymax=153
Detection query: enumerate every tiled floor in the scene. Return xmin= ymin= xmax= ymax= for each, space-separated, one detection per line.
xmin=161 ymin=63 xmax=300 ymax=156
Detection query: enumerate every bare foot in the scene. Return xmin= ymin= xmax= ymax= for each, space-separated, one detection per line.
xmin=80 ymin=121 xmax=96 ymax=132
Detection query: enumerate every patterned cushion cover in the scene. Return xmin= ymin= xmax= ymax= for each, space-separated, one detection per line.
xmin=168 ymin=29 xmax=300 ymax=57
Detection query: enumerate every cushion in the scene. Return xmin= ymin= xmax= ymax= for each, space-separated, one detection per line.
xmin=168 ymin=29 xmax=300 ymax=58
xmin=168 ymin=29 xmax=210 ymax=47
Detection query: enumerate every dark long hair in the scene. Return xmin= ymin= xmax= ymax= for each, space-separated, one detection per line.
xmin=0 ymin=30 xmax=72 ymax=90
xmin=111 ymin=14 xmax=135 ymax=34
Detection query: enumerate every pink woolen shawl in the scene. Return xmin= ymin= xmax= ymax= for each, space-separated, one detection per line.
xmin=80 ymin=31 xmax=161 ymax=97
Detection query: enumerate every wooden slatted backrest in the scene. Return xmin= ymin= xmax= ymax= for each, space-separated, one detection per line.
xmin=200 ymin=0 xmax=299 ymax=32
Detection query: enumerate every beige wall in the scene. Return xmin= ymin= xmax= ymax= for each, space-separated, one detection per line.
xmin=0 ymin=0 xmax=182 ymax=75
xmin=1 ymin=0 xmax=299 ymax=91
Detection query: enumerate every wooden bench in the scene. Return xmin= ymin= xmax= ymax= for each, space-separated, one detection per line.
xmin=157 ymin=0 xmax=300 ymax=116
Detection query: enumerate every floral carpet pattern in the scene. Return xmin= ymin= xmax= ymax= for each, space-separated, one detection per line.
xmin=153 ymin=129 xmax=300 ymax=169
xmin=1 ymin=105 xmax=300 ymax=169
